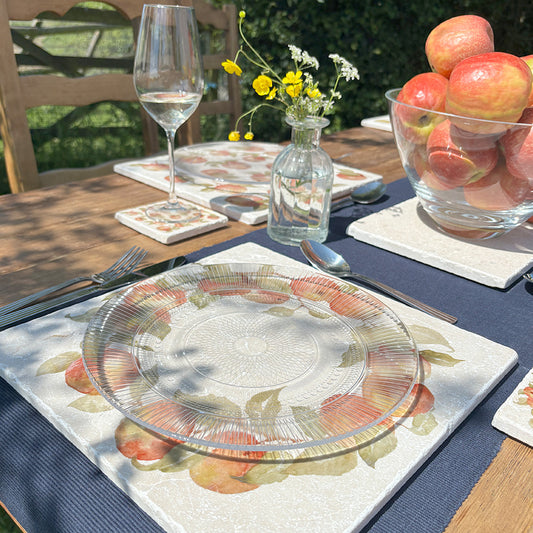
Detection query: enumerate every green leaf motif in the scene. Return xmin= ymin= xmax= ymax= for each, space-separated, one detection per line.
xmin=285 ymin=450 xmax=358 ymax=476
xmin=188 ymin=288 xmax=218 ymax=309
xmin=338 ymin=343 xmax=363 ymax=368
xmin=264 ymin=306 xmax=295 ymax=317
xmin=291 ymin=405 xmax=328 ymax=440
xmin=358 ymin=430 xmax=398 ymax=468
xmin=408 ymin=324 xmax=452 ymax=349
xmin=177 ymin=392 xmax=242 ymax=417
xmin=132 ymin=445 xmax=203 ymax=472
xmin=36 ymin=351 xmax=80 ymax=375
xmin=408 ymin=411 xmax=438 ymax=436
xmin=151 ymin=322 xmax=172 ymax=341
xmin=245 ymin=388 xmax=282 ymax=419
xmin=68 ymin=394 xmax=113 ymax=412
xmin=65 ymin=307 xmax=101 ymax=323
xmin=306 ymin=307 xmax=333 ymax=319
xmin=242 ymin=452 xmax=291 ymax=485
xmin=420 ymin=349 xmax=463 ymax=367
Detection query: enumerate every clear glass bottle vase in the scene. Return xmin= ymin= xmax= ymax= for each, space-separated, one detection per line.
xmin=267 ymin=116 xmax=334 ymax=246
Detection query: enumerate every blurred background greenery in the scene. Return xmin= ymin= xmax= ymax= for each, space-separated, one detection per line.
xmin=0 ymin=0 xmax=531 ymax=195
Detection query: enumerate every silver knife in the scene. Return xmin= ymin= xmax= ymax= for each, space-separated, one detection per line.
xmin=0 ymin=256 xmax=187 ymax=331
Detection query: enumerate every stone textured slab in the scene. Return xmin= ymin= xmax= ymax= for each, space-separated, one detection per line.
xmin=493 ymin=367 xmax=533 ymax=447
xmin=347 ymin=198 xmax=533 ymax=288
xmin=0 ymin=243 xmax=518 ymax=533
xmin=114 ymin=141 xmax=382 ymax=225
xmin=115 ymin=199 xmax=228 ymax=244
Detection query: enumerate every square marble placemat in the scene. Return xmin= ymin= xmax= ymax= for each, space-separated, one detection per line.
xmin=360 ymin=115 xmax=392 ymax=132
xmin=115 ymin=199 xmax=228 ymax=244
xmin=346 ymin=198 xmax=533 ymax=288
xmin=492 ymin=367 xmax=533 ymax=446
xmin=0 ymin=243 xmax=518 ymax=533
xmin=114 ymin=141 xmax=382 ymax=225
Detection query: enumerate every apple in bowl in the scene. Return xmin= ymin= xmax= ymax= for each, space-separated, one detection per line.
xmin=393 ymin=72 xmax=448 ymax=144
xmin=425 ymin=14 xmax=494 ymax=78
xmin=445 ymin=52 xmax=532 ymax=134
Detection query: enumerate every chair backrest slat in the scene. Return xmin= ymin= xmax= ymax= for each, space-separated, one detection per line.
xmin=0 ymin=0 xmax=241 ymax=193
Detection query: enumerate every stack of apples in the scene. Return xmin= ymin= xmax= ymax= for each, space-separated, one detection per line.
xmin=390 ymin=14 xmax=533 ymax=229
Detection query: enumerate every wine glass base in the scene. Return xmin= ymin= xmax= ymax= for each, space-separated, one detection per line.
xmin=144 ymin=201 xmax=192 ymax=223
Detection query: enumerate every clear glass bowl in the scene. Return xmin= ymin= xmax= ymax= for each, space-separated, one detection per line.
xmin=386 ymin=88 xmax=533 ymax=239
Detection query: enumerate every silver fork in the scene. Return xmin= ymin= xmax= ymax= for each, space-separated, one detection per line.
xmin=0 ymin=246 xmax=147 ymax=316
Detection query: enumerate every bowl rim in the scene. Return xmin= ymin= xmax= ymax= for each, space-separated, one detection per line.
xmin=385 ymin=88 xmax=532 ymax=128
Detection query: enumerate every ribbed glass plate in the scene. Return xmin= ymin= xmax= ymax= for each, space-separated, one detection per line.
xmin=82 ymin=263 xmax=418 ymax=454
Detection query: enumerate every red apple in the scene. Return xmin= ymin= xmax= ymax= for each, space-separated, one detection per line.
xmin=500 ymin=107 xmax=533 ymax=182
xmin=115 ymin=418 xmax=181 ymax=461
xmin=446 ymin=52 xmax=532 ymax=134
xmin=394 ymin=72 xmax=448 ymax=144
xmin=189 ymin=432 xmax=265 ymax=494
xmin=522 ymin=55 xmax=533 ymax=107
xmin=410 ymin=144 xmax=454 ymax=190
xmin=427 ymin=119 xmax=498 ymax=188
xmin=464 ymin=161 xmax=529 ymax=211
xmin=425 ymin=15 xmax=494 ymax=78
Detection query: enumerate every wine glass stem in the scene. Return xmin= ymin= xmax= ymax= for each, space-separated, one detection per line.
xmin=166 ymin=128 xmax=178 ymax=205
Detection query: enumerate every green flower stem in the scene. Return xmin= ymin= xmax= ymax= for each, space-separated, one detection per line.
xmin=238 ymin=19 xmax=284 ymax=84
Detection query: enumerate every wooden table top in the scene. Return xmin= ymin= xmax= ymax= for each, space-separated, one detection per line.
xmin=0 ymin=126 xmax=531 ymax=531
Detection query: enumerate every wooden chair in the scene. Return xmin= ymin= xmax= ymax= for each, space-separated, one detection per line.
xmin=0 ymin=0 xmax=241 ymax=193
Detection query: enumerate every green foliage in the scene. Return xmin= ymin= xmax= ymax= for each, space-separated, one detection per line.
xmin=231 ymin=0 xmax=532 ymax=141
xmin=0 ymin=0 xmax=531 ymax=194
xmin=0 ymin=506 xmax=20 ymax=533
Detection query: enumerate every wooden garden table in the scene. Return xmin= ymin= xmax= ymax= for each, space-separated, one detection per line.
xmin=0 ymin=127 xmax=530 ymax=532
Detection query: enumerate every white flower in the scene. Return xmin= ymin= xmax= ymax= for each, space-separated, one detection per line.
xmin=329 ymin=53 xmax=359 ymax=81
xmin=288 ymin=44 xmax=303 ymax=62
xmin=288 ymin=45 xmax=319 ymax=70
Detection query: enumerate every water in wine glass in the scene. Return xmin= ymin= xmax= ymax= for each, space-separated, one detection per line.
xmin=134 ymin=4 xmax=204 ymax=222
xmin=139 ymin=91 xmax=202 ymax=131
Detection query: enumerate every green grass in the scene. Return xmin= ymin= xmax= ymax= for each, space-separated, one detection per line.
xmin=0 ymin=506 xmax=20 ymax=533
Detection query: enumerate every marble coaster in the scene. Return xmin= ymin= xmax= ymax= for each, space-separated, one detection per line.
xmin=115 ymin=199 xmax=228 ymax=244
xmin=361 ymin=115 xmax=392 ymax=132
xmin=492 ymin=368 xmax=533 ymax=446
xmin=346 ymin=198 xmax=533 ymax=288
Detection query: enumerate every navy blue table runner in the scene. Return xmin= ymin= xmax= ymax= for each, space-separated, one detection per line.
xmin=1 ymin=178 xmax=531 ymax=532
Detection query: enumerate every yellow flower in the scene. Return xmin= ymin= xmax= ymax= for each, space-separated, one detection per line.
xmin=307 ymin=87 xmax=321 ymax=98
xmin=282 ymin=70 xmax=302 ymax=85
xmin=266 ymin=87 xmax=277 ymax=100
xmin=228 ymin=131 xmax=240 ymax=141
xmin=239 ymin=10 xmax=246 ymax=19
xmin=244 ymin=132 xmax=254 ymax=140
xmin=286 ymin=83 xmax=302 ymax=98
xmin=222 ymin=59 xmax=242 ymax=76
xmin=252 ymin=75 xmax=273 ymax=96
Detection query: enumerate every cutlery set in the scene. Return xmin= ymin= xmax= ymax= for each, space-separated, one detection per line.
xmin=1 ymin=242 xmax=528 ymax=331
xmin=0 ymin=250 xmax=186 ymax=331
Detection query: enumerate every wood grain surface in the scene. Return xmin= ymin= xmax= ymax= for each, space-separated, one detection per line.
xmin=0 ymin=126 xmax=531 ymax=532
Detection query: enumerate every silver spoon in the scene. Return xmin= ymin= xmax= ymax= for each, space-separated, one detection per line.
xmin=524 ymin=273 xmax=533 ymax=282
xmin=300 ymin=239 xmax=457 ymax=324
xmin=330 ymin=181 xmax=387 ymax=212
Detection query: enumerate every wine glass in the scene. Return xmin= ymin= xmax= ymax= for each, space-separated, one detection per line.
xmin=134 ymin=4 xmax=204 ymax=221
